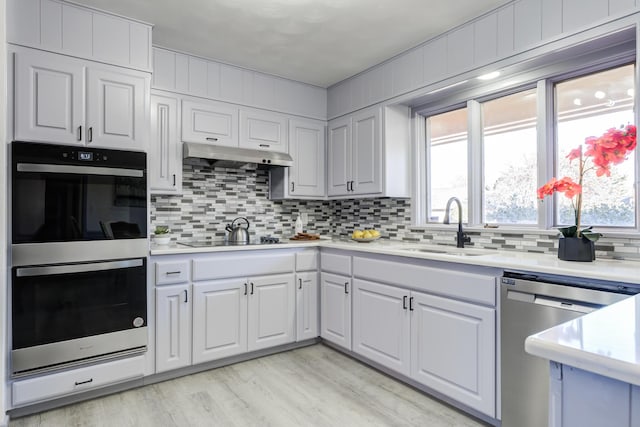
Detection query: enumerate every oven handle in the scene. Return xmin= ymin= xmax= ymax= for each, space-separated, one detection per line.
xmin=17 ymin=163 xmax=144 ymax=178
xmin=16 ymin=259 xmax=144 ymax=277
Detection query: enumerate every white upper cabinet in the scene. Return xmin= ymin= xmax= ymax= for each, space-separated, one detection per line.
xmin=269 ymin=118 xmax=326 ymax=200
xmin=7 ymin=0 xmax=152 ymax=72
xmin=181 ymin=98 xmax=239 ymax=147
xmin=327 ymin=116 xmax=352 ymax=196
xmin=86 ymin=66 xmax=148 ymax=151
xmin=288 ymin=119 xmax=326 ymax=198
xmin=446 ymin=25 xmax=475 ymax=77
xmin=239 ymin=108 xmax=288 ymax=153
xmin=351 ymin=107 xmax=382 ymax=195
xmin=327 ymin=105 xmax=409 ymax=199
xmin=14 ymin=48 xmax=85 ymax=145
xmin=474 ymin=13 xmax=498 ymax=67
xmin=13 ymin=46 xmax=149 ymax=151
xmin=150 ymin=91 xmax=182 ymax=194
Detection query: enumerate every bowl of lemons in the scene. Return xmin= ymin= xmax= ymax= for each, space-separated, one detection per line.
xmin=351 ymin=229 xmax=381 ymax=242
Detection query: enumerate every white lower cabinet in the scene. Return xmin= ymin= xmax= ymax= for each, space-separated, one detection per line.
xmin=247 ymin=274 xmax=296 ymax=351
xmin=192 ymin=279 xmax=248 ymax=364
xmin=191 ymin=274 xmax=295 ymax=365
xmin=156 ymin=284 xmax=192 ymax=373
xmin=12 ymin=355 xmax=145 ymax=407
xmin=352 ymin=279 xmax=410 ymax=376
xmin=410 ymin=291 xmax=495 ymax=417
xmin=296 ymin=272 xmax=319 ymax=341
xmin=320 ymin=272 xmax=352 ymax=350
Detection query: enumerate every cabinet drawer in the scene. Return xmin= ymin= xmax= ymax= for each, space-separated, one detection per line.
xmin=192 ymin=252 xmax=295 ymax=281
xmin=296 ymin=250 xmax=318 ymax=271
xmin=155 ymin=261 xmax=190 ymax=285
xmin=12 ymin=356 xmax=144 ymax=406
xmin=353 ymin=256 xmax=496 ymax=306
xmin=321 ymin=252 xmax=351 ymax=276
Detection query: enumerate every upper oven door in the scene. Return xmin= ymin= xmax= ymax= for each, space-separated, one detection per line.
xmin=11 ymin=141 xmax=147 ymax=244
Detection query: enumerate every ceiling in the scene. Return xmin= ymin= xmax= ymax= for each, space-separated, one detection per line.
xmin=71 ymin=0 xmax=510 ymax=88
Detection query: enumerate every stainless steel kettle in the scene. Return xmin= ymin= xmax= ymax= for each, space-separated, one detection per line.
xmin=225 ymin=217 xmax=250 ymax=244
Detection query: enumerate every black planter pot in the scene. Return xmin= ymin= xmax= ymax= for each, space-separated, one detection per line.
xmin=557 ymin=237 xmax=595 ymax=262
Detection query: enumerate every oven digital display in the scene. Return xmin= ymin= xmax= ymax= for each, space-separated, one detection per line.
xmin=78 ymin=151 xmax=93 ymax=161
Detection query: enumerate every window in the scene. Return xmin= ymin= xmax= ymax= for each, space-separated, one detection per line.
xmin=555 ymin=65 xmax=636 ymax=228
xmin=419 ymin=60 xmax=637 ymax=232
xmin=482 ymin=89 xmax=538 ymax=224
xmin=427 ymin=108 xmax=468 ymax=223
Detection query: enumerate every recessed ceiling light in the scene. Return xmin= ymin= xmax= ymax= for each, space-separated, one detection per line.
xmin=627 ymin=88 xmax=635 ymax=97
xmin=594 ymin=91 xmax=606 ymax=99
xmin=573 ymin=98 xmax=582 ymax=106
xmin=478 ymin=71 xmax=500 ymax=80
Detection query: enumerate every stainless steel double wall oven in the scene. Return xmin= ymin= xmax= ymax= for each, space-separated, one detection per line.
xmin=10 ymin=141 xmax=148 ymax=377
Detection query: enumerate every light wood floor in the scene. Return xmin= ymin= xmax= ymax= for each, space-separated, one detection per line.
xmin=10 ymin=344 xmax=487 ymax=427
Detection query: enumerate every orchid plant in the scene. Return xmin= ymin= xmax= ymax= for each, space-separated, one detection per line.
xmin=537 ymin=124 xmax=637 ymax=241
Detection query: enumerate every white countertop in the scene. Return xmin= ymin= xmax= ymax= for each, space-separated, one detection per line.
xmin=525 ymin=295 xmax=640 ymax=385
xmin=151 ymin=238 xmax=640 ymax=284
xmin=152 ymin=237 xmax=640 ymax=383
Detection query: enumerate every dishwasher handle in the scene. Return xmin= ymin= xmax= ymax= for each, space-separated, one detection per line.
xmin=533 ymin=295 xmax=599 ymax=314
xmin=506 ymin=289 xmax=600 ymax=314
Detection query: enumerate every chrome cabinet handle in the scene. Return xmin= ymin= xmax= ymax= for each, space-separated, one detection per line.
xmin=403 ymin=295 xmax=407 ymax=310
xmin=88 ymin=127 xmax=93 ymax=142
xmin=173 ymin=174 xmax=176 ymax=186
xmin=184 ymin=289 xmax=188 ymax=303
xmin=409 ymin=297 xmax=414 ymax=311
xmin=291 ymin=182 xmax=295 ymax=192
xmin=165 ymin=271 xmax=181 ymax=275
xmin=259 ymin=144 xmax=270 ymax=148
xmin=244 ymin=283 xmax=248 ymax=295
xmin=75 ymin=378 xmax=93 ymax=386
xmin=251 ymin=282 xmax=254 ymax=295
xmin=344 ymin=282 xmax=349 ymax=294
xmin=299 ymin=278 xmax=302 ymax=289
xmin=206 ymin=137 xmax=218 ymax=142
xmin=78 ymin=125 xmax=82 ymax=141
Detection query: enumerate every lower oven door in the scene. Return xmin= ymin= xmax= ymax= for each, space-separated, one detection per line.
xmin=11 ymin=258 xmax=147 ymax=376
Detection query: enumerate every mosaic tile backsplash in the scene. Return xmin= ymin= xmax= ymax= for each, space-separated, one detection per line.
xmin=151 ymin=164 xmax=640 ymax=260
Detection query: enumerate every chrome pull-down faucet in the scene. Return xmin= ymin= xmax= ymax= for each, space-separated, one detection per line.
xmin=443 ymin=197 xmax=471 ymax=248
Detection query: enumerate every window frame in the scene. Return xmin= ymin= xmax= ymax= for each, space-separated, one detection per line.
xmin=414 ymin=55 xmax=639 ymax=236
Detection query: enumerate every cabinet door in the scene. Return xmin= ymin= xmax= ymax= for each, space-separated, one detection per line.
xmin=289 ymin=119 xmax=326 ymax=197
xmin=327 ymin=116 xmax=352 ymax=196
xmin=351 ymin=107 xmax=382 ymax=195
xmin=320 ymin=272 xmax=351 ymax=350
xmin=352 ymin=279 xmax=410 ymax=376
xmin=239 ymin=108 xmax=288 ymax=153
xmin=181 ymin=99 xmax=238 ymax=147
xmin=14 ymin=48 xmax=85 ymax=145
xmin=150 ymin=92 xmax=181 ymax=194
xmin=155 ymin=284 xmax=191 ymax=373
xmin=296 ymin=272 xmax=319 ymax=341
xmin=247 ymin=274 xmax=296 ymax=351
xmin=192 ymin=279 xmax=247 ymax=364
xmin=410 ymin=291 xmax=496 ymax=417
xmin=86 ymin=66 xmax=148 ymax=151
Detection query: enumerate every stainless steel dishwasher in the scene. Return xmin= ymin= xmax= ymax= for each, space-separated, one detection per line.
xmin=500 ymin=271 xmax=640 ymax=427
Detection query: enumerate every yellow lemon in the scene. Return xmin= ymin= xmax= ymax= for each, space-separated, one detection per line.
xmin=352 ymin=230 xmax=364 ymax=239
xmin=362 ymin=231 xmax=373 ymax=239
xmin=370 ymin=230 xmax=380 ymax=237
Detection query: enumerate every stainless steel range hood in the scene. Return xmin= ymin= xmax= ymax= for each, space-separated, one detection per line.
xmin=183 ymin=142 xmax=293 ymax=168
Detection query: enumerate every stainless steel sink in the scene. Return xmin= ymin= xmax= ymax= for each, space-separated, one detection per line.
xmin=404 ymin=247 xmax=493 ymax=257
